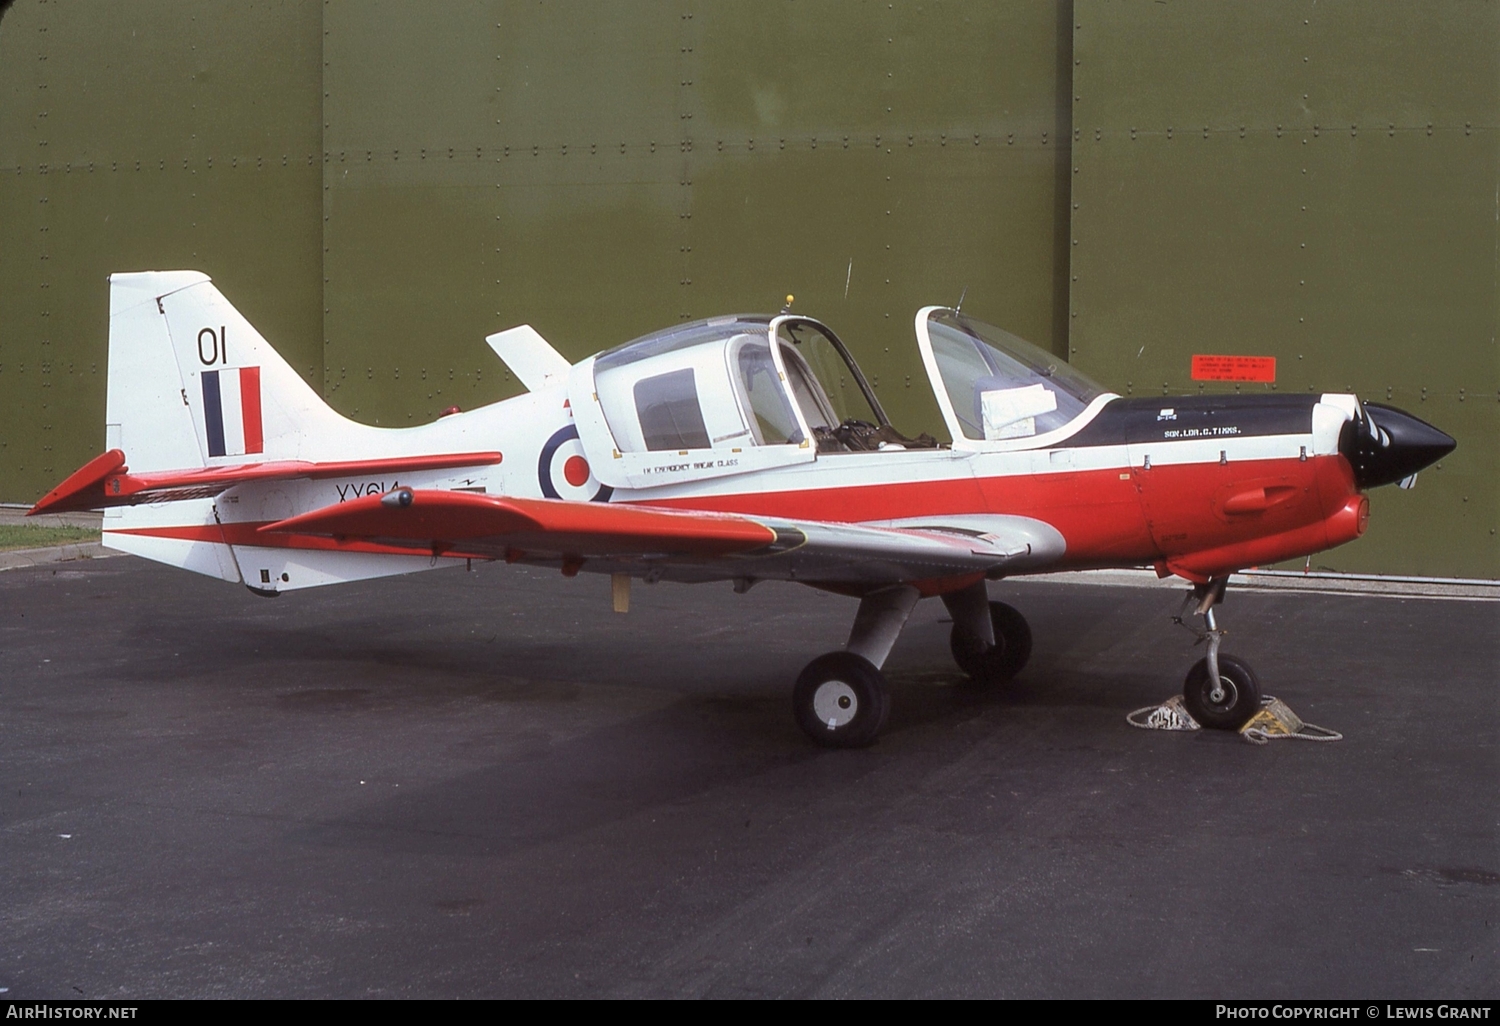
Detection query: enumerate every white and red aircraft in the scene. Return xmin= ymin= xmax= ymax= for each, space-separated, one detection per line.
xmin=33 ymin=272 xmax=1454 ymax=746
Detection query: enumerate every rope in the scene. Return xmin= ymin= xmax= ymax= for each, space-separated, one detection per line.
xmin=1125 ymin=694 xmax=1343 ymax=744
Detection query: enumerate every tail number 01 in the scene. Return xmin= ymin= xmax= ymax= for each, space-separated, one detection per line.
xmin=198 ymin=326 xmax=228 ymax=366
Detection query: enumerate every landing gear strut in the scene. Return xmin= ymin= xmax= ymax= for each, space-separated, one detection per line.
xmin=944 ymin=581 xmax=1032 ymax=684
xmin=1174 ymin=578 xmax=1261 ymax=730
xmin=792 ymin=581 xmax=1034 ymax=748
xmin=793 ymin=584 xmax=918 ymax=748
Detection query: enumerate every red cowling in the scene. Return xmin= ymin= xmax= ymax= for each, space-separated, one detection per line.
xmin=1166 ymin=495 xmax=1369 ymax=582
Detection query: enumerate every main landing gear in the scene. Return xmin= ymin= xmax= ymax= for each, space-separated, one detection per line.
xmin=1173 ymin=577 xmax=1262 ymax=730
xmin=792 ymin=580 xmax=1032 ymax=748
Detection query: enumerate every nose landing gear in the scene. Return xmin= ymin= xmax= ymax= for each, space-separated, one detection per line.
xmin=1174 ymin=578 xmax=1262 ymax=730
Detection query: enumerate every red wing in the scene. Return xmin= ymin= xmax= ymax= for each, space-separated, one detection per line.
xmin=259 ymin=489 xmax=777 ymax=559
xmin=29 ymin=450 xmax=503 ymax=515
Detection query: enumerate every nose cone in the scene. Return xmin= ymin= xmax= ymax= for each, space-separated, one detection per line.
xmin=1341 ymin=401 xmax=1457 ymax=490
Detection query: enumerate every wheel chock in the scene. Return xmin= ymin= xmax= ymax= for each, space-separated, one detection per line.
xmin=1239 ymin=697 xmax=1342 ymax=745
xmin=1126 ymin=695 xmax=1201 ymax=732
xmin=1127 ymin=694 xmax=1342 ymax=744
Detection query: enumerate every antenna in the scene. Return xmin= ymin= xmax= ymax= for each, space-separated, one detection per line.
xmin=782 ymin=294 xmax=794 ymax=313
xmin=955 ymin=285 xmax=968 ymax=313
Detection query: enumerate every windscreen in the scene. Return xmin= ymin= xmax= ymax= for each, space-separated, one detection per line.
xmin=926 ymin=310 xmax=1104 ymax=441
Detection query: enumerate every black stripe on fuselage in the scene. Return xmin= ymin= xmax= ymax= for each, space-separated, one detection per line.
xmin=1064 ymin=394 xmax=1320 ymax=448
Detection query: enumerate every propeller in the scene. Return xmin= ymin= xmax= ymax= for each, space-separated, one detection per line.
xmin=1339 ymin=400 xmax=1456 ymax=490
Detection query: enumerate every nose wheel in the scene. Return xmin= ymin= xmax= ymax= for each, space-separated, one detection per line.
xmin=1174 ymin=578 xmax=1262 ymax=730
xmin=1182 ymin=652 xmax=1261 ymax=729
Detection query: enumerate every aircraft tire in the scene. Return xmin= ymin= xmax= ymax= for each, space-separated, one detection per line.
xmin=793 ymin=652 xmax=890 ymax=748
xmin=1182 ymin=653 xmax=1262 ymax=730
xmin=950 ymin=601 xmax=1032 ymax=684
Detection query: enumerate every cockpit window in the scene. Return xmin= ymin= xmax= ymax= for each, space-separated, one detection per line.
xmin=926 ymin=310 xmax=1104 ymax=441
xmin=780 ymin=344 xmax=838 ymax=432
xmin=594 ymin=316 xmax=769 ymax=374
xmin=734 ymin=338 xmax=802 ymax=445
xmin=594 ymin=315 xmax=801 ymax=454
xmin=634 ymin=368 xmax=711 ymax=451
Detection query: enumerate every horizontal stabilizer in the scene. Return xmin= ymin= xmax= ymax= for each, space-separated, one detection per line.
xmin=28 ymin=449 xmax=130 ymax=517
xmin=29 ymin=451 xmax=503 ymax=515
xmin=260 ymin=489 xmax=778 ymax=559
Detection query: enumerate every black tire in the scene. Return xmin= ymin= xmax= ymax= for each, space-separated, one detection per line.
xmin=1182 ymin=653 xmax=1262 ymax=730
xmin=950 ymin=601 xmax=1033 ymax=683
xmin=793 ymin=652 xmax=890 ymax=748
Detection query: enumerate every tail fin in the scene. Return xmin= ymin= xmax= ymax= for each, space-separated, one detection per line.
xmin=97 ymin=272 xmax=476 ymax=593
xmin=107 ymin=270 xmax=348 ymax=472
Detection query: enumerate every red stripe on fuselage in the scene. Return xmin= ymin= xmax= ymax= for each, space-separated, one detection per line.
xmin=642 ymin=454 xmax=1355 ymax=571
xmin=641 ymin=464 xmax=1154 ymax=566
xmin=112 ymin=453 xmax=1360 ymax=578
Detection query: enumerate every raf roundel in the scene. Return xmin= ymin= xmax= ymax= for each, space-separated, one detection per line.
xmin=538 ymin=425 xmax=612 ymax=503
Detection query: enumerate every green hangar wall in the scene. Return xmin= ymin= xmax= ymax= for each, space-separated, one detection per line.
xmin=0 ymin=0 xmax=1494 ymax=578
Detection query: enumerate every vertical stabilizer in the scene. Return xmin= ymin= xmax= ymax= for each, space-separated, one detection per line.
xmin=149 ymin=274 xmax=351 ymax=463
xmin=105 ymin=272 xmax=209 ymax=473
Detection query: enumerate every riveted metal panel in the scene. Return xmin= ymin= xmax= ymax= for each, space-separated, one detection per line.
xmin=6 ymin=0 xmax=1490 ymax=580
xmin=1071 ymin=0 xmax=1499 ymax=577
xmin=320 ymin=0 xmax=688 ymax=424
xmin=0 ymin=171 xmax=42 ymax=487
xmin=320 ymin=0 xmax=1073 ymax=434
xmin=0 ymin=0 xmax=323 ymax=500
xmin=683 ymin=0 xmax=1073 ymax=432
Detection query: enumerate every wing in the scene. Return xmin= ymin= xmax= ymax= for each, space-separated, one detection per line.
xmin=28 ymin=449 xmax=503 ymax=515
xmin=259 ymin=489 xmax=1066 ymax=586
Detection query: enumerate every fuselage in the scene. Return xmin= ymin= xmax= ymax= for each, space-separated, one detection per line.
xmin=108 ymin=385 xmax=1364 ymax=588
xmin=80 ymin=284 xmax=1449 ymax=595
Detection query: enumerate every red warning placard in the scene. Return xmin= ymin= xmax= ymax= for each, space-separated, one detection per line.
xmin=1191 ymin=355 xmax=1277 ymax=382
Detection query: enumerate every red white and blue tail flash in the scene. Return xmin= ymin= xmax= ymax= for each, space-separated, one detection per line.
xmin=201 ymin=366 xmax=264 ymax=457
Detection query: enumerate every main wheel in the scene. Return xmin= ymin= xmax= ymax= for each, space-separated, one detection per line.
xmin=950 ymin=601 xmax=1033 ymax=683
xmin=1182 ymin=653 xmax=1262 ymax=730
xmin=793 ymin=652 xmax=890 ymax=748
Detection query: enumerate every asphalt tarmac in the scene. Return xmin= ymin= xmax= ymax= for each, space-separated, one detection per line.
xmin=2 ymin=555 xmax=1495 ymax=999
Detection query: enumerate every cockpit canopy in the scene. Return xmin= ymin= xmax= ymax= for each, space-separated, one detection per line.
xmin=569 ymin=307 xmax=1111 ymax=490
xmin=593 ymin=316 xmax=804 ymax=452
xmin=573 ymin=313 xmax=895 ymax=489
xmin=916 ymin=307 xmax=1109 ymax=447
